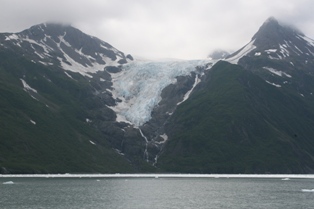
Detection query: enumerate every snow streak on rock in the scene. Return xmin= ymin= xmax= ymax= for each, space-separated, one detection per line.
xmin=226 ymin=40 xmax=256 ymax=64
xmin=110 ymin=59 xmax=210 ymax=127
xmin=20 ymin=79 xmax=37 ymax=93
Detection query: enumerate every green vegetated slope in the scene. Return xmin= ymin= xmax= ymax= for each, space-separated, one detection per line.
xmin=158 ymin=61 xmax=314 ymax=174
xmin=0 ymin=50 xmax=134 ymax=174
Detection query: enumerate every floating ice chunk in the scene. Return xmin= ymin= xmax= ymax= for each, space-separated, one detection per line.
xmin=3 ymin=181 xmax=14 ymax=184
xmin=301 ymin=189 xmax=314 ymax=192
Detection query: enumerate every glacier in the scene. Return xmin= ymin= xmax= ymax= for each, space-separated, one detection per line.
xmin=110 ymin=59 xmax=210 ymax=127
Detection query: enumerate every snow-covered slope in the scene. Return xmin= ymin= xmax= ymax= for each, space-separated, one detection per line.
xmin=0 ymin=23 xmax=133 ymax=77
xmin=109 ymin=59 xmax=211 ymax=127
xmin=225 ymin=17 xmax=314 ymax=67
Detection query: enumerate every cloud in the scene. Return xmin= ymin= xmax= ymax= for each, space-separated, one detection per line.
xmin=0 ymin=0 xmax=314 ymax=59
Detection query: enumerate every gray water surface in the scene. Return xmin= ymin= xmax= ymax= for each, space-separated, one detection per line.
xmin=1 ymin=177 xmax=314 ymax=209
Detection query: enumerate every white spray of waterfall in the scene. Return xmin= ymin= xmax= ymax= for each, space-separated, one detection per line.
xmin=139 ymin=128 xmax=149 ymax=162
xmin=153 ymin=154 xmax=158 ymax=166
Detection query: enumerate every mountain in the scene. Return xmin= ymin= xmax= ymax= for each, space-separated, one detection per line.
xmin=157 ymin=17 xmax=314 ymax=173
xmin=0 ymin=23 xmax=208 ymax=173
xmin=2 ymin=18 xmax=314 ymax=174
xmin=0 ymin=23 xmax=133 ymax=75
xmin=0 ymin=23 xmax=143 ymax=173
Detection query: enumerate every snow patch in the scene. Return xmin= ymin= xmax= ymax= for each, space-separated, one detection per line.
xmin=265 ymin=49 xmax=277 ymax=53
xmin=294 ymin=45 xmax=303 ymax=54
xmin=5 ymin=34 xmax=19 ymax=41
xmin=268 ymin=55 xmax=280 ymax=60
xmin=263 ymin=67 xmax=292 ymax=78
xmin=226 ymin=39 xmax=256 ymax=64
xmin=279 ymin=45 xmax=290 ymax=57
xmin=115 ymin=149 xmax=124 ymax=155
xmin=20 ymin=79 xmax=37 ymax=93
xmin=155 ymin=134 xmax=168 ymax=145
xmin=64 ymin=71 xmax=73 ymax=79
xmin=89 ymin=140 xmax=96 ymax=145
xmin=177 ymin=74 xmax=201 ymax=105
xmin=254 ymin=52 xmax=261 ymax=56
xmin=302 ymin=35 xmax=314 ymax=47
xmin=265 ymin=80 xmax=281 ymax=87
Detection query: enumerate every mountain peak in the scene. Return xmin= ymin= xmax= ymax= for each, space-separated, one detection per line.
xmin=252 ymin=17 xmax=304 ymax=47
xmin=225 ymin=16 xmax=314 ymax=65
xmin=264 ymin=16 xmax=279 ymax=25
xmin=1 ymin=23 xmax=133 ymax=76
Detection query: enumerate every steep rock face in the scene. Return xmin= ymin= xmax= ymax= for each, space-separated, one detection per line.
xmin=158 ymin=60 xmax=314 ymax=174
xmin=227 ymin=17 xmax=314 ymax=70
xmin=0 ymin=23 xmax=146 ymax=173
xmin=158 ymin=17 xmax=314 ymax=174
xmin=0 ymin=50 xmax=136 ymax=174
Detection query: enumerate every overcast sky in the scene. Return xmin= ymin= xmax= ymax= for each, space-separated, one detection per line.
xmin=1 ymin=0 xmax=314 ymax=59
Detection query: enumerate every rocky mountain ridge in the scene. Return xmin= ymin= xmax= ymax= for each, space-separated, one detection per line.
xmin=2 ymin=17 xmax=314 ymax=173
xmin=157 ymin=17 xmax=314 ymax=173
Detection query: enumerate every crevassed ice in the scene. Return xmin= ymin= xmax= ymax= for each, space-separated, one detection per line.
xmin=110 ymin=59 xmax=209 ymax=126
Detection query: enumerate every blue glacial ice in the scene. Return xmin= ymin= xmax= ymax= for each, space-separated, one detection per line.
xmin=110 ymin=59 xmax=210 ymax=126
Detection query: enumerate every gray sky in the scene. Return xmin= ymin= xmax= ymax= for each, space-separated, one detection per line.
xmin=1 ymin=0 xmax=314 ymax=59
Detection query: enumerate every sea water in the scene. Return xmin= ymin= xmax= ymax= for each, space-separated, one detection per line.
xmin=1 ymin=174 xmax=314 ymax=209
